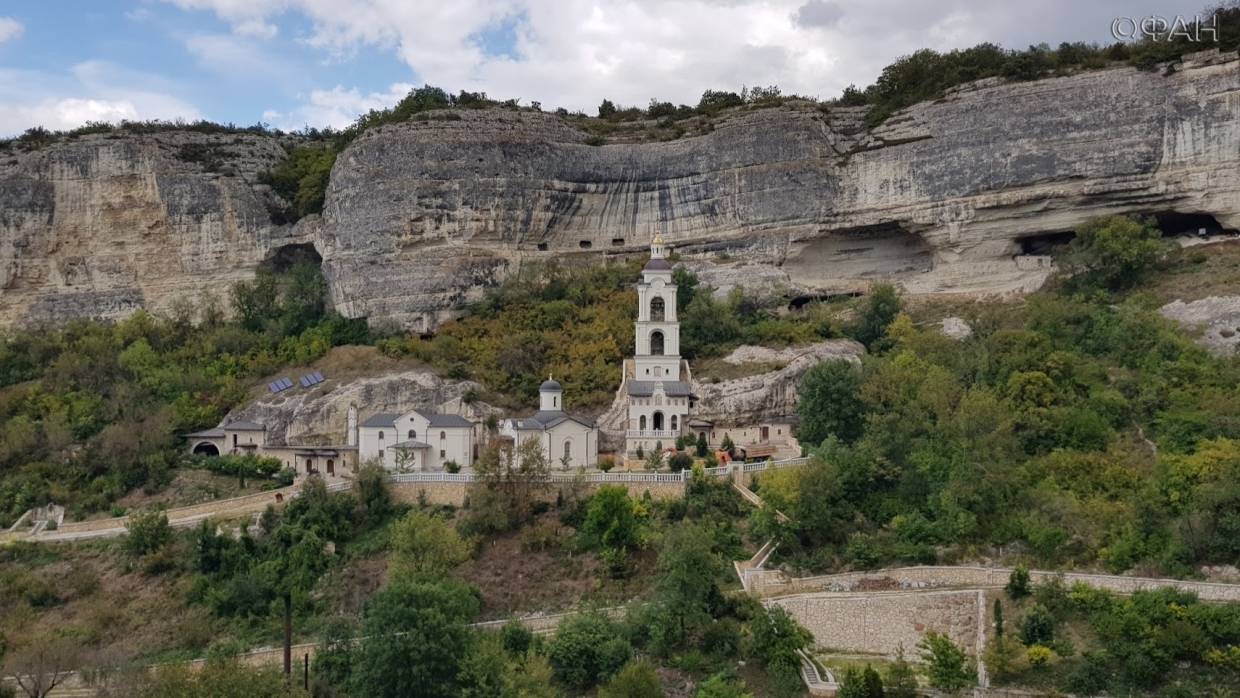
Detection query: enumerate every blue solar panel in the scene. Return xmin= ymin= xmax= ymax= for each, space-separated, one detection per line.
xmin=300 ymin=375 xmax=312 ymax=387
xmin=268 ymin=382 xmax=281 ymax=393
xmin=281 ymin=377 xmax=293 ymax=390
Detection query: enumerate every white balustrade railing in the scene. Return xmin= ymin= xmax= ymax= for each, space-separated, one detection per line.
xmin=624 ymin=430 xmax=680 ymax=439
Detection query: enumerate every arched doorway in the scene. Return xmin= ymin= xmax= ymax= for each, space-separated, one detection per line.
xmin=671 ymin=415 xmax=678 ymax=432
xmin=650 ymin=296 xmax=665 ymax=321
xmin=326 ymin=459 xmax=335 ymax=476
xmin=305 ymin=458 xmax=314 ymax=474
xmin=653 ymin=411 xmax=664 ymax=431
xmin=193 ymin=442 xmax=220 ymax=456
xmin=650 ymin=330 xmax=664 ymax=355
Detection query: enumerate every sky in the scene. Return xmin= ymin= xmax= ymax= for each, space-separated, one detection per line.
xmin=0 ymin=0 xmax=1211 ymax=137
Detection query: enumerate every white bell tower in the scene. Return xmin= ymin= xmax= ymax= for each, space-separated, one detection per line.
xmin=633 ymin=235 xmax=680 ymax=380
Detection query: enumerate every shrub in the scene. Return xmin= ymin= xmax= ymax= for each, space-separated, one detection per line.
xmin=917 ymin=631 xmax=975 ymax=693
xmin=1019 ymin=604 xmax=1056 ymax=646
xmin=500 ymin=620 xmax=533 ymax=656
xmin=125 ymin=509 xmax=171 ymax=556
xmin=547 ymin=612 xmax=632 ymax=689
xmin=1025 ymin=644 xmax=1054 ymax=667
xmin=1006 ymin=565 xmax=1031 ymax=599
xmin=597 ymin=660 xmax=663 ymax=698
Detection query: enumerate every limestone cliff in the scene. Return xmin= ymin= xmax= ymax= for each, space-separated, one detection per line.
xmin=4 ymin=49 xmax=1240 ymax=328
xmin=0 ymin=130 xmax=308 ymax=325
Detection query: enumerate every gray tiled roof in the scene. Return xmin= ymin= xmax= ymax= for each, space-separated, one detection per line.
xmin=360 ymin=413 xmax=398 ymax=428
xmin=643 ymin=258 xmax=672 ymax=271
xmin=391 ymin=440 xmax=431 ymax=449
xmin=185 ymin=428 xmax=225 ymax=438
xmin=223 ymin=420 xmax=265 ymax=431
xmin=626 ymin=380 xmax=692 ymax=397
xmin=512 ymin=410 xmax=596 ymax=430
xmin=425 ymin=413 xmax=474 ymax=428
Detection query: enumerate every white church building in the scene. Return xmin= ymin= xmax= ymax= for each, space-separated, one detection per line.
xmin=357 ymin=409 xmax=477 ymax=471
xmin=499 ymin=378 xmax=599 ymax=468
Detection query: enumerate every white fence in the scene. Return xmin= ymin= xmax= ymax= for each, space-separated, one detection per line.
xmin=387 ymin=470 xmax=688 ymax=485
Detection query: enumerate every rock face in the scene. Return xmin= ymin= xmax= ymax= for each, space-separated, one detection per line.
xmin=1160 ymin=295 xmax=1240 ymax=356
xmin=690 ymin=340 xmax=864 ymax=425
xmin=0 ymin=130 xmax=310 ymax=326
xmin=225 ymin=369 xmax=487 ymax=446
xmin=4 ymin=50 xmax=1240 ymax=328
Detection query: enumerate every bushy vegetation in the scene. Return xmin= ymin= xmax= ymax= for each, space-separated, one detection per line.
xmin=767 ymin=215 xmax=1240 ymax=577
xmin=258 ymin=145 xmax=337 ymax=222
xmin=378 ymin=260 xmax=639 ymax=407
xmin=841 ymin=4 xmax=1240 ymax=126
xmin=987 ymin=577 xmax=1240 ymax=695
xmin=0 ymin=262 xmax=368 ymax=525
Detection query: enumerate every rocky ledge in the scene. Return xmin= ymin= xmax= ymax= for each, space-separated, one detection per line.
xmin=4 ymin=51 xmax=1240 ymax=328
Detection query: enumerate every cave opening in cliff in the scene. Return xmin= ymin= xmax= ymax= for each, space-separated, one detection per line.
xmin=787 ymin=291 xmax=862 ymax=311
xmin=262 ymin=243 xmax=323 ymax=273
xmin=784 ymin=222 xmax=934 ymax=286
xmin=1017 ymin=232 xmax=1076 ymax=256
xmin=1151 ymin=212 xmax=1234 ymax=238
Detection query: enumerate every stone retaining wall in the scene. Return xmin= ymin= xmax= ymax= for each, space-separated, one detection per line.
xmin=751 ymin=565 xmax=1240 ymax=602
xmin=770 ymin=589 xmax=982 ymax=657
xmin=48 ymin=486 xmax=300 ymax=536
xmin=389 ymin=479 xmax=685 ymax=508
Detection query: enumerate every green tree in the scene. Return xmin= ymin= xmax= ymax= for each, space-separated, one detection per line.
xmin=260 ymin=524 xmax=331 ymax=676
xmin=1019 ymin=604 xmax=1055 ymax=646
xmin=1006 ymin=565 xmax=1031 ymax=599
xmin=673 ymin=267 xmax=699 ymax=314
xmin=310 ymin=617 xmax=356 ymax=696
xmin=993 ymin=598 xmax=1005 ymax=637
xmin=983 ymin=634 xmax=1023 ymax=681
xmin=917 ymin=632 xmax=975 ymax=694
xmin=353 ymin=463 xmax=392 ymax=525
xmin=885 ymin=647 xmax=918 ymax=698
xmin=853 ymin=283 xmax=901 ymax=348
xmin=648 ymin=522 xmax=726 ymax=652
xmin=388 ymin=509 xmax=472 ymax=581
xmin=837 ymin=665 xmax=886 ymax=698
xmin=124 ymin=508 xmax=171 ymax=556
xmin=580 ymin=485 xmax=643 ymax=551
xmin=350 ymin=581 xmax=479 ymax=698
xmin=598 ymin=660 xmax=664 ymax=698
xmin=797 ymin=359 xmax=865 ymax=446
xmin=469 ymin=438 xmax=550 ymax=531
xmin=696 ymin=431 xmax=709 ymax=457
xmin=749 ymin=605 xmax=811 ymax=677
xmin=279 ymin=261 xmax=327 ymax=335
xmin=1061 ymin=215 xmax=1165 ymax=290
xmin=547 ymin=612 xmax=632 ymax=690
xmin=503 ymin=653 xmax=558 ymax=698
xmin=230 ymin=270 xmax=280 ymax=332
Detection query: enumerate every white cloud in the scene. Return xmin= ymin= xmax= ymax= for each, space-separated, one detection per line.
xmin=163 ymin=0 xmax=1206 ymax=125
xmin=0 ymin=62 xmax=201 ymax=137
xmin=264 ymin=82 xmax=414 ymax=130
xmin=184 ymin=33 xmax=293 ymax=79
xmin=0 ymin=16 xmax=24 ymax=43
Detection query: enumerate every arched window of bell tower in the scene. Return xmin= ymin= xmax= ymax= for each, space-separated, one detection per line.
xmin=650 ymin=296 xmax=665 ymax=321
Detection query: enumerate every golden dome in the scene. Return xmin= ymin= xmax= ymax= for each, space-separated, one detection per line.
xmin=652 ymin=233 xmax=664 ymax=245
